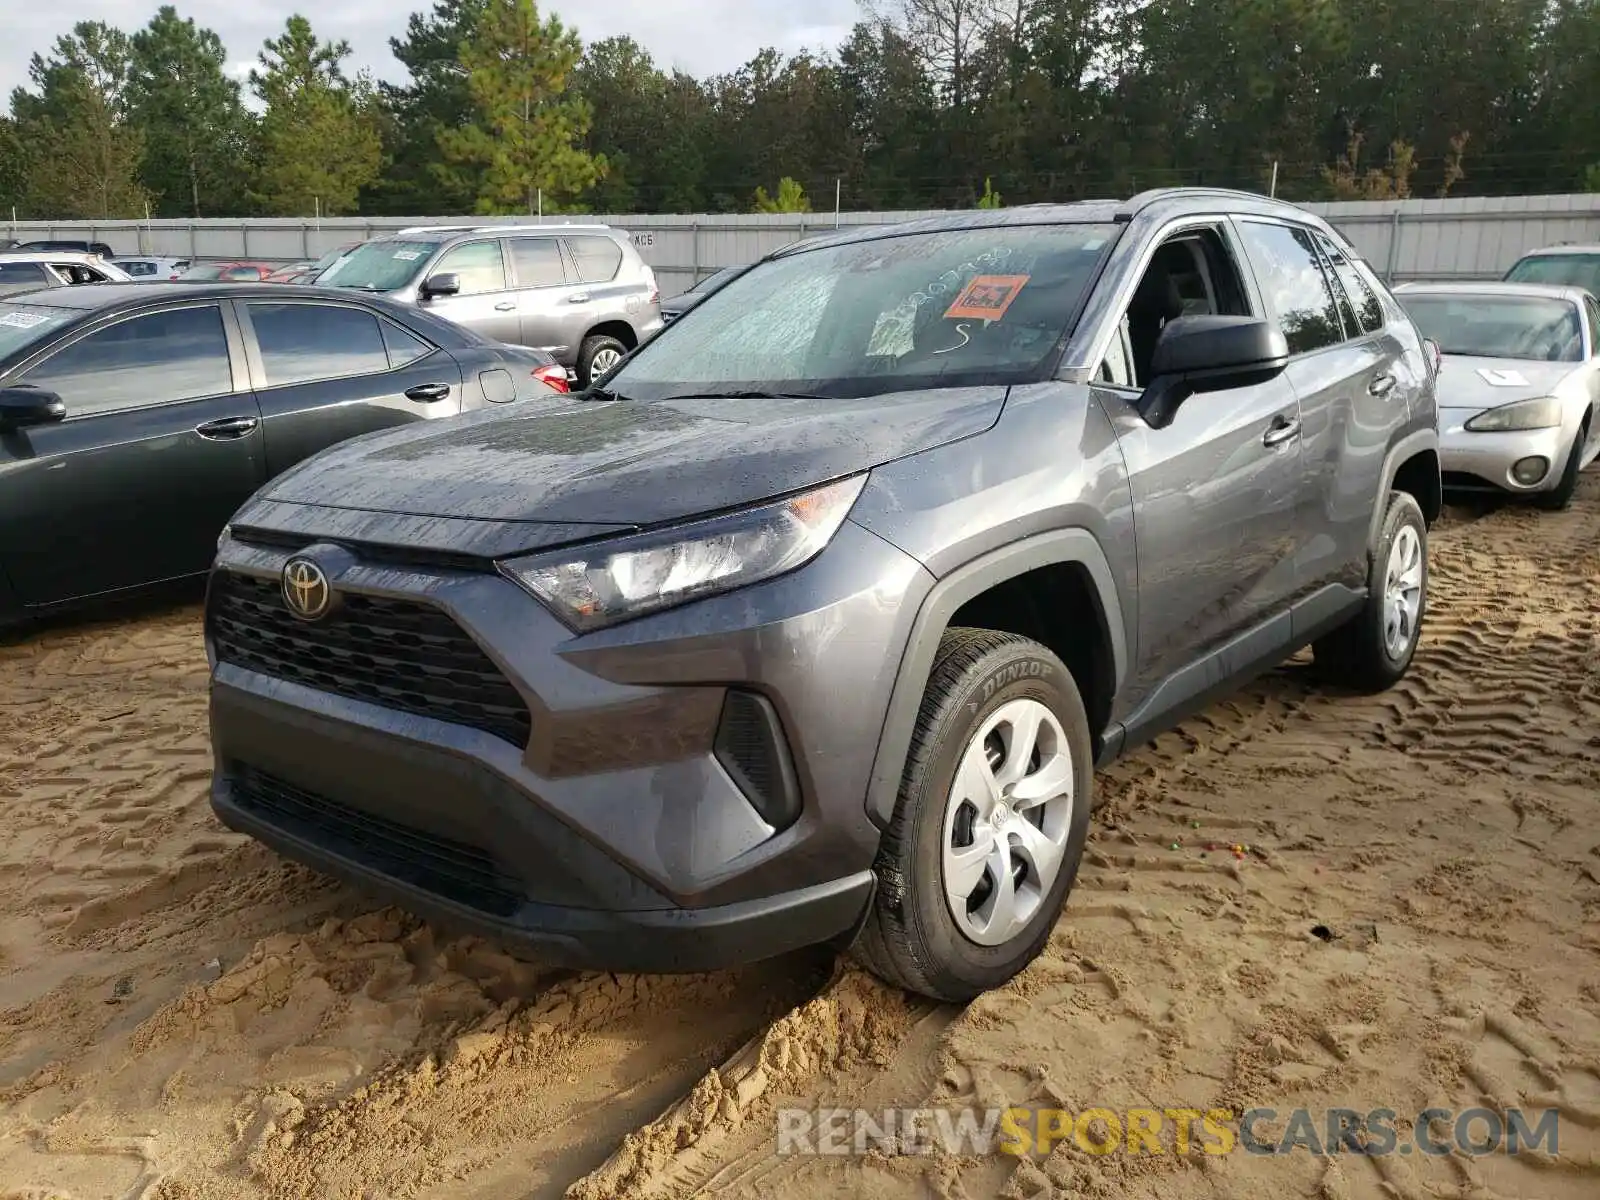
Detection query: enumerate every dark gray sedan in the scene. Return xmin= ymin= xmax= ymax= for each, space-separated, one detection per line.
xmin=659 ymin=265 xmax=747 ymax=325
xmin=0 ymin=283 xmax=567 ymax=625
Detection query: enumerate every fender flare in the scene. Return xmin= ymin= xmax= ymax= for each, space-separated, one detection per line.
xmin=863 ymin=528 xmax=1128 ymax=830
xmin=1369 ymin=427 xmax=1441 ymax=550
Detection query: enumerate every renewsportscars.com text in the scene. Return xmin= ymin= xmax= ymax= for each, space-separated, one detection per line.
xmin=775 ymin=1105 xmax=1562 ymax=1159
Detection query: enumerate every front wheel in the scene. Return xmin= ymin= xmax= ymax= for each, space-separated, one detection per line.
xmin=1313 ymin=490 xmax=1428 ymax=693
xmin=1533 ymin=411 xmax=1590 ymax=512
xmin=850 ymin=628 xmax=1093 ymax=1003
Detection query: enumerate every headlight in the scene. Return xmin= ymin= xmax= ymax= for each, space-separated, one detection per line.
xmin=1463 ymin=396 xmax=1563 ymax=432
xmin=499 ymin=475 xmax=868 ymax=632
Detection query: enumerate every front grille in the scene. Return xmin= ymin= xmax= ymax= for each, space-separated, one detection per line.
xmin=229 ymin=766 xmax=523 ymax=917
xmin=209 ymin=571 xmax=533 ymax=747
xmin=228 ymin=527 xmax=493 ymax=574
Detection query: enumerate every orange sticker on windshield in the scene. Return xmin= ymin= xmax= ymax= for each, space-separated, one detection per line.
xmin=944 ymin=274 xmax=1030 ymax=321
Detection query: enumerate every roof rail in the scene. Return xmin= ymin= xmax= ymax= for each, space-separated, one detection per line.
xmin=473 ymin=222 xmax=614 ymax=234
xmin=1117 ymin=185 xmax=1279 ymax=218
xmin=393 ymin=224 xmax=480 ymax=236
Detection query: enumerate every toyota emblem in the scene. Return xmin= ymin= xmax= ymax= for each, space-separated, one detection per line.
xmin=281 ymin=555 xmax=335 ymax=621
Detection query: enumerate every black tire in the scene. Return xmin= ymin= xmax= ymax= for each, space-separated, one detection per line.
xmin=850 ymin=628 xmax=1093 ymax=1004
xmin=1533 ymin=411 xmax=1590 ymax=512
xmin=576 ymin=334 xmax=628 ymax=389
xmin=1313 ymin=490 xmax=1428 ymax=693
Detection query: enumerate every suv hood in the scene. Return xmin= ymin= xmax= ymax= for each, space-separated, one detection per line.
xmin=1436 ymin=356 xmax=1579 ymax=411
xmin=259 ymin=388 xmax=1008 ymax=527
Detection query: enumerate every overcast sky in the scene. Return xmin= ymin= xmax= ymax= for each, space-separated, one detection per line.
xmin=3 ymin=1 xmax=864 ymax=101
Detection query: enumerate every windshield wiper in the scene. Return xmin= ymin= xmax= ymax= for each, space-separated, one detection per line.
xmin=583 ymin=386 xmax=632 ymax=402
xmin=657 ymin=389 xmax=822 ymax=402
xmin=335 ymin=281 xmax=377 ymax=291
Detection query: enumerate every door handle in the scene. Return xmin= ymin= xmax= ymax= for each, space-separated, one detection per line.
xmin=1369 ymin=372 xmax=1398 ymax=397
xmin=404 ymin=382 xmax=452 ymax=403
xmin=195 ymin=415 xmax=259 ymax=440
xmin=566 ymin=293 xmax=590 ymax=304
xmin=494 ymin=301 xmax=516 ymax=311
xmin=1262 ymin=414 xmax=1302 ymax=448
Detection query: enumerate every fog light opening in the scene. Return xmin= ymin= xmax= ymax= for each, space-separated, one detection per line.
xmin=1511 ymin=456 xmax=1550 ymax=486
xmin=714 ymin=690 xmax=802 ymax=832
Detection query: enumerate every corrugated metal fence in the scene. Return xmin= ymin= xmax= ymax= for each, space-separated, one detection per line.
xmin=9 ymin=193 xmax=1600 ymax=297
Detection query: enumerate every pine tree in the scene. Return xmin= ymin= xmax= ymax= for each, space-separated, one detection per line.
xmin=127 ymin=6 xmax=252 ymax=217
xmin=368 ymin=0 xmax=490 ymax=214
xmin=11 ymin=22 xmax=148 ymax=219
xmin=248 ymin=15 xmax=382 ymax=216
xmin=441 ymin=0 xmax=605 ymax=214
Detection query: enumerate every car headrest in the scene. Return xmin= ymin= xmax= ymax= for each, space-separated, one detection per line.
xmin=1130 ymin=270 xmax=1183 ymax=322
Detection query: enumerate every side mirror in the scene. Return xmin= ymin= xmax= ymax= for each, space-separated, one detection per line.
xmin=421 ymin=272 xmax=461 ymax=299
xmin=1141 ymin=315 xmax=1290 ymax=429
xmin=0 ymin=384 xmax=67 ymax=429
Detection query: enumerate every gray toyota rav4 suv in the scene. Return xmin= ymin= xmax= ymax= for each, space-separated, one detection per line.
xmin=207 ymin=188 xmax=1441 ymax=1003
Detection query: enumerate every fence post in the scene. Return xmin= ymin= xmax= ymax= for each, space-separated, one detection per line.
xmin=691 ymin=222 xmax=700 ymax=284
xmin=241 ymin=222 xmax=250 ymax=259
xmin=1385 ymin=207 xmax=1403 ymax=283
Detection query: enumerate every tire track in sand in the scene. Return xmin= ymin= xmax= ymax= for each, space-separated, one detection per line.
xmin=0 ymin=601 xmax=848 ymax=1198
xmin=1206 ymin=473 xmax=1600 ymax=790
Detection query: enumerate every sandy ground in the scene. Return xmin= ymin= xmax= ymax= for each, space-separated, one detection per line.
xmin=2 ymin=476 xmax=1598 ymax=1200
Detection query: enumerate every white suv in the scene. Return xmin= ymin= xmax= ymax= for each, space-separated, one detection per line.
xmin=313 ymin=224 xmax=662 ymax=388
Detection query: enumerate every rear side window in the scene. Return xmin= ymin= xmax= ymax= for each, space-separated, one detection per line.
xmin=433 ymin=240 xmax=507 ymax=295
xmin=1585 ymin=296 xmax=1600 ymax=354
xmin=21 ymin=305 xmax=232 ymax=415
xmin=509 ymin=238 xmax=566 ymax=287
xmin=1237 ymin=221 xmax=1345 ymax=355
xmin=1315 ymin=234 xmax=1384 ymax=335
xmin=567 ymin=236 xmax=623 ymax=284
xmin=0 ymin=262 xmax=51 ymax=290
xmin=248 ymin=302 xmax=390 ymax=386
xmin=54 ymin=263 xmax=110 ymax=285
xmin=381 ymin=318 xmax=433 ymax=368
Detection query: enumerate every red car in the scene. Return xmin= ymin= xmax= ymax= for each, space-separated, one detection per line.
xmin=178 ymin=261 xmax=277 ymax=282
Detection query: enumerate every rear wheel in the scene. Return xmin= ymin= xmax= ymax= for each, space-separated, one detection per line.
xmin=851 ymin=629 xmax=1093 ymax=1003
xmin=1314 ymin=491 xmax=1428 ymax=693
xmin=1533 ymin=411 xmax=1590 ymax=512
xmin=577 ymin=334 xmax=627 ymax=389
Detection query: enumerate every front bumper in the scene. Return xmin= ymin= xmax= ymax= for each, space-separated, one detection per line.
xmin=206 ymin=518 xmax=931 ymax=971
xmin=1438 ymin=410 xmax=1567 ymax=492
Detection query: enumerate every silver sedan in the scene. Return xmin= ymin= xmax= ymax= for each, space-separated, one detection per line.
xmin=1396 ymin=281 xmax=1600 ymax=510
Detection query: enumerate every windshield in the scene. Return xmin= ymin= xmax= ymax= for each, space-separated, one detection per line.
xmin=606 ymin=223 xmax=1118 ymax=401
xmin=181 ymin=264 xmax=226 ymax=280
xmin=312 ymin=244 xmax=357 ymax=272
xmin=1504 ymin=253 xmax=1600 ymax=297
xmin=317 ymin=240 xmax=436 ymax=290
xmin=1401 ymin=293 xmax=1584 ymax=361
xmin=690 ymin=267 xmax=740 ymax=294
xmin=0 ymin=301 xmax=75 ymax=360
